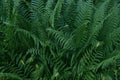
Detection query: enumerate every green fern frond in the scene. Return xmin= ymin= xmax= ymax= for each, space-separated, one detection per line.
xmin=15 ymin=28 xmax=45 ymax=48
xmin=73 ymin=22 xmax=89 ymax=49
xmin=47 ymin=28 xmax=74 ymax=50
xmin=92 ymin=0 xmax=110 ymax=35
xmin=75 ymin=0 xmax=93 ymax=26
xmin=31 ymin=0 xmax=44 ymax=21
xmin=95 ymin=50 xmax=120 ymax=71
xmin=49 ymin=0 xmax=63 ymax=28
xmin=0 ymin=73 xmax=23 ymax=80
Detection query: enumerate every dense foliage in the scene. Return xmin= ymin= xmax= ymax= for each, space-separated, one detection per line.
xmin=0 ymin=0 xmax=120 ymax=80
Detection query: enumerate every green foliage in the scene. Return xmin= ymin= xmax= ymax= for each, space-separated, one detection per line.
xmin=0 ymin=0 xmax=120 ymax=80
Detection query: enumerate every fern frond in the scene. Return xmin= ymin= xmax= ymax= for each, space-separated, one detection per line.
xmin=73 ymin=22 xmax=89 ymax=49
xmin=99 ymin=5 xmax=119 ymax=41
xmin=109 ymin=27 xmax=120 ymax=48
xmin=0 ymin=73 xmax=23 ymax=80
xmin=47 ymin=28 xmax=74 ymax=50
xmin=18 ymin=1 xmax=33 ymax=22
xmin=0 ymin=52 xmax=34 ymax=79
xmin=95 ymin=50 xmax=120 ymax=71
xmin=15 ymin=28 xmax=45 ymax=48
xmin=75 ymin=0 xmax=93 ymax=26
xmin=49 ymin=0 xmax=63 ymax=28
xmin=92 ymin=0 xmax=110 ymax=34
xmin=31 ymin=0 xmax=44 ymax=21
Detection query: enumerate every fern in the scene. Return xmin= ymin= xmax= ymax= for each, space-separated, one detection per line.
xmin=1 ymin=0 xmax=120 ymax=80
xmin=0 ymin=73 xmax=23 ymax=80
xmin=49 ymin=0 xmax=63 ymax=28
xmin=15 ymin=28 xmax=45 ymax=48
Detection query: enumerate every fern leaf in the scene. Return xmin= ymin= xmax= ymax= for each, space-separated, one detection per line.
xmin=49 ymin=0 xmax=63 ymax=28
